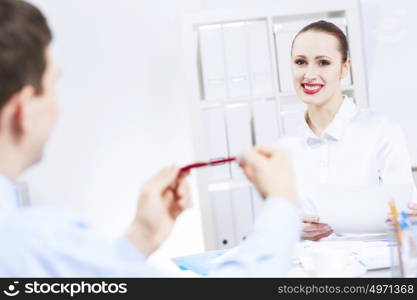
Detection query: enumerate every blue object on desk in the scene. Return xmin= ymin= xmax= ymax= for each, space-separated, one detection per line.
xmin=398 ymin=210 xmax=412 ymax=229
xmin=171 ymin=249 xmax=228 ymax=276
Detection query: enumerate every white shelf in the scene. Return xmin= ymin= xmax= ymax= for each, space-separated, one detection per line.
xmin=207 ymin=179 xmax=252 ymax=192
xmin=199 ymin=95 xmax=276 ymax=109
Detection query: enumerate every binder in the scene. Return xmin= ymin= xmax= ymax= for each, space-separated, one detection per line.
xmin=199 ymin=25 xmax=227 ymax=100
xmin=231 ymin=186 xmax=254 ymax=243
xmin=210 ymin=190 xmax=236 ymax=249
xmin=202 ymin=108 xmax=230 ymax=180
xmin=225 ymin=104 xmax=253 ymax=179
xmin=222 ymin=22 xmax=251 ymax=98
xmin=274 ymin=22 xmax=303 ymax=93
xmin=331 ymin=18 xmax=353 ymax=87
xmin=252 ymin=101 xmax=280 ymax=145
xmin=251 ymin=187 xmax=264 ymax=219
xmin=246 ymin=20 xmax=274 ymax=96
xmin=280 ymin=104 xmax=306 ymax=136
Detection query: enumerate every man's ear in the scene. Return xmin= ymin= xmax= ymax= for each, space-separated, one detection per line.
xmin=341 ymin=58 xmax=352 ymax=80
xmin=10 ymin=85 xmax=36 ymax=136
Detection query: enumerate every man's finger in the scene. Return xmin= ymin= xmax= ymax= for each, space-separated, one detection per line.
xmin=408 ymin=202 xmax=417 ymax=210
xmin=151 ymin=166 xmax=181 ymax=191
xmin=313 ymin=230 xmax=334 ymax=241
xmin=303 ymin=215 xmax=320 ymax=223
xmin=177 ymin=169 xmax=190 ymax=180
xmin=304 ymin=228 xmax=333 ymax=240
xmin=178 ymin=195 xmax=193 ymax=210
xmin=255 ymin=146 xmax=276 ymax=158
xmin=238 ymin=149 xmax=265 ymax=167
xmin=176 ymin=180 xmax=190 ymax=198
xmin=303 ymin=224 xmax=330 ymax=233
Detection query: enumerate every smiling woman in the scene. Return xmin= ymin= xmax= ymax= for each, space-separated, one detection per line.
xmin=291 ymin=21 xmax=351 ymax=129
xmin=274 ymin=20 xmax=417 ymax=241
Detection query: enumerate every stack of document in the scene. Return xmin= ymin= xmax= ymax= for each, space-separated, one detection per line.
xmin=295 ymin=239 xmax=391 ymax=277
xmin=314 ymin=184 xmax=412 ymax=235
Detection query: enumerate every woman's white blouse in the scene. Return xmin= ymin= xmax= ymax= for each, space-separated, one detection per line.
xmin=275 ymin=97 xmax=417 ymax=215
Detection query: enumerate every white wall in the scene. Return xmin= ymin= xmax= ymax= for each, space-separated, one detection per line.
xmin=361 ymin=0 xmax=417 ymax=168
xmin=360 ymin=0 xmax=417 ymax=182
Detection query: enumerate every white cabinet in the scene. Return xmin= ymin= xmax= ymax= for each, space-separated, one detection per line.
xmin=183 ymin=0 xmax=368 ymax=250
xmin=225 ymin=104 xmax=252 ymax=179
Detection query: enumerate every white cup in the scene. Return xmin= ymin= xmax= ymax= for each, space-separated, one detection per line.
xmin=309 ymin=247 xmax=350 ymax=277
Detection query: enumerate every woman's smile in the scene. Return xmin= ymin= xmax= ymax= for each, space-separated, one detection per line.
xmin=302 ymin=83 xmax=324 ymax=95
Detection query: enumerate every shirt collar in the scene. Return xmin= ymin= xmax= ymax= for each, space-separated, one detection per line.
xmin=0 ymin=174 xmax=20 ymax=215
xmin=303 ymin=96 xmax=358 ymax=146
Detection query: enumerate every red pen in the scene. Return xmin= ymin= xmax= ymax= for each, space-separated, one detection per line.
xmin=179 ymin=157 xmax=236 ymax=173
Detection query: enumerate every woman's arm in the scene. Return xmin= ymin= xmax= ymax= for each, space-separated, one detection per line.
xmin=377 ymin=122 xmax=417 ymax=215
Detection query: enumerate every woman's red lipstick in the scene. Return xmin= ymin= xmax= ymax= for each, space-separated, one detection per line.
xmin=302 ymin=83 xmax=323 ymax=95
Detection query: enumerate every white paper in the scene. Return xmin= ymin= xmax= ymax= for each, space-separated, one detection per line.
xmin=297 ymin=240 xmax=390 ymax=275
xmin=314 ymin=184 xmax=413 ymax=234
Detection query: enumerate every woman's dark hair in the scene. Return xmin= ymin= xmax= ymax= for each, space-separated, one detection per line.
xmin=0 ymin=0 xmax=52 ymax=110
xmin=292 ymin=20 xmax=349 ymax=63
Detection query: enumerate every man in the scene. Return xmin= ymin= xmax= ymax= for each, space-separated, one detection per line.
xmin=0 ymin=0 xmax=300 ymax=276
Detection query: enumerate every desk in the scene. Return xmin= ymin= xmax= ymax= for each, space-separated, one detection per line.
xmin=363 ymin=269 xmax=392 ymax=277
xmin=170 ymin=239 xmax=394 ymax=277
xmin=173 ymin=265 xmax=392 ymax=277
xmin=288 ymin=264 xmax=392 ymax=278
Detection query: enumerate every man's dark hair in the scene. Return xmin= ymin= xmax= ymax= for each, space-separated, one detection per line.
xmin=0 ymin=0 xmax=52 ymax=110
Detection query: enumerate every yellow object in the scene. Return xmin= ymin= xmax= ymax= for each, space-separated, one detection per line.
xmin=388 ymin=200 xmax=400 ymax=227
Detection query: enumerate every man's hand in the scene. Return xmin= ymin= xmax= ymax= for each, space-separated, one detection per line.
xmin=238 ymin=147 xmax=297 ymax=205
xmin=126 ymin=167 xmax=191 ymax=256
xmin=301 ymin=215 xmax=333 ymax=241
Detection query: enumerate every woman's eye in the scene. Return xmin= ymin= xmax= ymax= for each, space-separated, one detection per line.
xmin=294 ymin=59 xmax=306 ymax=65
xmin=319 ymin=60 xmax=331 ymax=66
